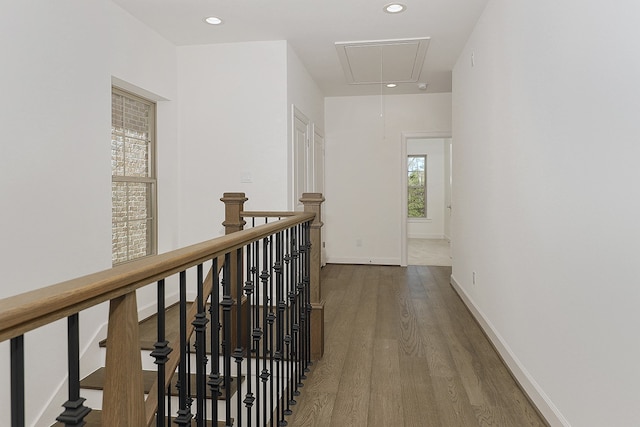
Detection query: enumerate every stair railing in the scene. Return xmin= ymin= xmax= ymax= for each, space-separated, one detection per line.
xmin=228 ymin=193 xmax=325 ymax=425
xmin=0 ymin=192 xmax=324 ymax=427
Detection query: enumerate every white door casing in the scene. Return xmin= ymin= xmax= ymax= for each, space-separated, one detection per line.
xmin=312 ymin=124 xmax=325 ymax=194
xmin=312 ymin=124 xmax=326 ymax=265
xmin=292 ymin=106 xmax=310 ymax=210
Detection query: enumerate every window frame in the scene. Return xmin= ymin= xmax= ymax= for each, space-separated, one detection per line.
xmin=111 ymin=87 xmax=157 ymax=265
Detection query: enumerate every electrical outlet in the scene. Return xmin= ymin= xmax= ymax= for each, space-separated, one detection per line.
xmin=356 ymin=239 xmax=362 ymax=247
xmin=240 ymin=171 xmax=253 ymax=183
xmin=472 ymin=271 xmax=476 ymax=285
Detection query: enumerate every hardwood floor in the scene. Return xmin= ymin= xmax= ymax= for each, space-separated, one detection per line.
xmin=287 ymin=264 xmax=546 ymax=427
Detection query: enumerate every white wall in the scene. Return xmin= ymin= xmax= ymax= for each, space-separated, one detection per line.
xmin=0 ymin=3 xmax=110 ymax=425
xmin=177 ymin=41 xmax=289 ymax=246
xmin=286 ymin=44 xmax=325 ymax=209
xmin=0 ymin=1 xmax=178 ymax=425
xmin=407 ymin=138 xmax=446 ymax=239
xmin=325 ymin=94 xmax=451 ymax=265
xmin=286 ymin=44 xmax=324 ymax=133
xmin=452 ymin=1 xmax=640 ymax=426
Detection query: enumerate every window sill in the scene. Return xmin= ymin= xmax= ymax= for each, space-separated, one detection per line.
xmin=408 ymin=218 xmax=432 ymax=223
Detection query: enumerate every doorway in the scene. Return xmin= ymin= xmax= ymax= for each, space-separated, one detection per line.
xmin=400 ymin=132 xmax=452 ymax=266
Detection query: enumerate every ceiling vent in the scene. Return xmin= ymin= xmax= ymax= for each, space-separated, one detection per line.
xmin=335 ymin=37 xmax=430 ymax=85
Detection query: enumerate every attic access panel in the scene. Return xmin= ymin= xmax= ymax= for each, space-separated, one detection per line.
xmin=335 ymin=37 xmax=430 ymax=85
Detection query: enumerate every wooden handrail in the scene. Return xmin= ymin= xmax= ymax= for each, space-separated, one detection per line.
xmin=0 ymin=212 xmax=314 ymax=344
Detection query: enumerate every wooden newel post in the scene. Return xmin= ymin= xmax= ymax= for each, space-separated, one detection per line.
xmin=102 ymin=292 xmax=145 ymax=426
xmin=221 ymin=192 xmax=248 ymax=234
xmin=220 ymin=192 xmax=249 ymax=351
xmin=301 ymin=192 xmax=325 ymax=360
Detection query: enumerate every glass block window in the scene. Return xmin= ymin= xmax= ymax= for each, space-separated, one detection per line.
xmin=111 ymin=88 xmax=156 ymax=264
xmin=408 ymin=155 xmax=427 ymax=218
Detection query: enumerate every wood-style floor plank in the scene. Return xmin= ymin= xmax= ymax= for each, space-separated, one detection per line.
xmin=302 ymin=265 xmax=362 ymax=395
xmin=368 ymin=338 xmax=404 ymax=427
xmin=287 ymin=264 xmax=547 ymax=427
xmin=398 ymin=355 xmax=443 ymax=427
xmin=328 ymin=266 xmax=378 ymax=426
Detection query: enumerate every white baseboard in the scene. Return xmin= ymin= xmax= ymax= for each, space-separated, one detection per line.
xmin=325 ymin=256 xmax=401 ymax=266
xmin=449 ymin=275 xmax=570 ymax=427
xmin=407 ymin=233 xmax=445 ymax=239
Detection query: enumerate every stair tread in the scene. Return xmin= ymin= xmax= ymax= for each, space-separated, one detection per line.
xmin=100 ymin=302 xmax=226 ymax=354
xmin=51 ymin=410 xmax=228 ymax=426
xmin=81 ymin=367 xmax=242 ymax=400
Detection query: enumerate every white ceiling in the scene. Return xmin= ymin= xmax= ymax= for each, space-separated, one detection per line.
xmin=112 ymin=0 xmax=488 ymax=97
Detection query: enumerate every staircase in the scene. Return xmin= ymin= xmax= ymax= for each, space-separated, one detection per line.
xmin=3 ymin=192 xmax=325 ymax=427
xmin=53 ymin=302 xmax=237 ymax=426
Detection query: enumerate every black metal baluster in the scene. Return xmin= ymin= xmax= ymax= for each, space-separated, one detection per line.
xmin=193 ymin=264 xmax=209 ymax=427
xmin=221 ymin=253 xmax=233 ymax=427
xmin=208 ymin=258 xmax=221 ymax=426
xmin=300 ymin=224 xmax=308 ymax=374
xmin=274 ymin=230 xmax=287 ymax=426
xmin=283 ymin=228 xmax=293 ymax=416
xmin=167 ymin=384 xmax=172 ymax=425
xmin=174 ymin=271 xmax=192 ymax=426
xmin=56 ymin=313 xmax=91 ymax=426
xmin=151 ymin=279 xmax=172 ymax=427
xmin=260 ymin=237 xmax=271 ymax=425
xmin=304 ymin=221 xmax=313 ymax=372
xmin=243 ymin=243 xmax=255 ymax=425
xmin=292 ymin=226 xmax=302 ymax=399
xmin=297 ymin=224 xmax=305 ymax=390
xmin=253 ymin=238 xmax=263 ymax=426
xmin=11 ymin=335 xmax=24 ymax=427
xmin=187 ymin=341 xmax=193 ymax=415
xmin=268 ymin=235 xmax=277 ymax=426
xmin=202 ymin=265 xmax=209 ymax=424
xmin=300 ymin=223 xmax=310 ymax=380
xmin=233 ymin=248 xmax=244 ymax=427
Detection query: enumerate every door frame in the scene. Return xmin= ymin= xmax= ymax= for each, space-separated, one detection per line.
xmin=311 ymin=123 xmax=326 ymax=266
xmin=400 ymin=131 xmax=451 ymax=266
xmin=291 ymin=105 xmax=310 ymax=211
xmin=311 ymin=123 xmax=325 ymax=195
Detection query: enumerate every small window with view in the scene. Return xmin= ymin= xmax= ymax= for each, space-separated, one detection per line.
xmin=408 ymin=155 xmax=426 ymax=218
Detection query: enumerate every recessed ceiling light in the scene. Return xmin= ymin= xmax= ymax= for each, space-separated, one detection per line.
xmin=383 ymin=3 xmax=407 ymax=14
xmin=204 ymin=16 xmax=223 ymax=25
xmin=386 ymin=83 xmax=398 ymax=88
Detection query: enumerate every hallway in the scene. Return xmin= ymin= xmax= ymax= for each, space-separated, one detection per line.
xmin=408 ymin=238 xmax=451 ymax=266
xmin=287 ymin=264 xmax=545 ymax=426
